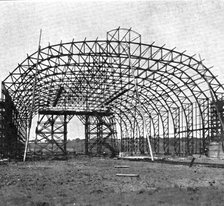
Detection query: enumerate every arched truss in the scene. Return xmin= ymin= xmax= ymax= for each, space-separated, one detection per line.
xmin=1 ymin=27 xmax=224 ymax=157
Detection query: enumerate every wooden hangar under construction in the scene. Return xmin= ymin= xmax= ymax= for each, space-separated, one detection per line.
xmin=0 ymin=27 xmax=224 ymax=160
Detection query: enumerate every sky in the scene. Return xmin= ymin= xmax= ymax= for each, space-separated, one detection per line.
xmin=0 ymin=0 xmax=224 ymax=139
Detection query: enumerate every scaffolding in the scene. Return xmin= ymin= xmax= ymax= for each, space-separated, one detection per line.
xmin=1 ymin=27 xmax=224 ymax=159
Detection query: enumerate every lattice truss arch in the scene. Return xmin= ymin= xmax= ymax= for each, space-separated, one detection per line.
xmin=2 ymin=27 xmax=224 ymax=156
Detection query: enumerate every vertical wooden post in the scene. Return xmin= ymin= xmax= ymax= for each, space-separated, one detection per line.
xmin=64 ymin=114 xmax=67 ymax=155
xmin=85 ymin=115 xmax=89 ymax=155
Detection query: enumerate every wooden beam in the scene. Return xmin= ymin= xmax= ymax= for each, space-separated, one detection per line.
xmin=114 ymin=165 xmax=130 ymax=168
xmin=53 ymin=86 xmax=64 ymax=107
xmin=116 ymin=173 xmax=139 ymax=177
xmin=39 ymin=110 xmax=113 ymax=116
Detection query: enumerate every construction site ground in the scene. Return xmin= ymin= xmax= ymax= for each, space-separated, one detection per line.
xmin=1 ymin=156 xmax=224 ymax=206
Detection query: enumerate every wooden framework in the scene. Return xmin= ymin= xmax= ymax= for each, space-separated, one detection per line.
xmin=1 ymin=27 xmax=224 ymax=158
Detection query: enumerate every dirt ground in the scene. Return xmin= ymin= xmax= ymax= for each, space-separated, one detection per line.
xmin=1 ymin=156 xmax=224 ymax=206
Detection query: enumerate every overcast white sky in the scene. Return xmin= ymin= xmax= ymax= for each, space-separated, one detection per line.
xmin=1 ymin=0 xmax=224 ymax=139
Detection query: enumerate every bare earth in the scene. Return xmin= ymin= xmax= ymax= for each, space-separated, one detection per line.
xmin=1 ymin=156 xmax=224 ymax=206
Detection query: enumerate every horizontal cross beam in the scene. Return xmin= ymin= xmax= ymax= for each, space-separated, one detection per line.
xmin=39 ymin=109 xmax=113 ymax=116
